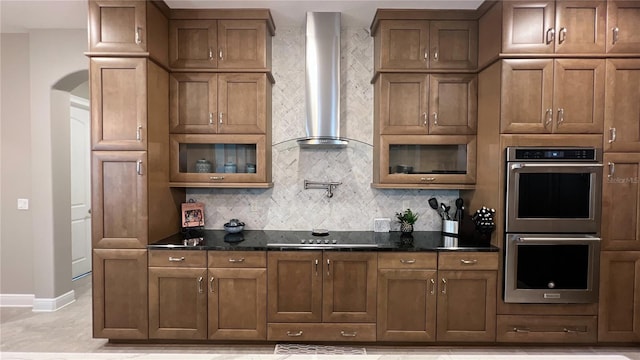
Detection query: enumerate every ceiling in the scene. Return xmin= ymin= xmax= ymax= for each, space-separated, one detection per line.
xmin=1 ymin=0 xmax=484 ymax=33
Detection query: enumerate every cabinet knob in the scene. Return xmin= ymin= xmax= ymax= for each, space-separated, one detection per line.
xmin=612 ymin=27 xmax=619 ymax=45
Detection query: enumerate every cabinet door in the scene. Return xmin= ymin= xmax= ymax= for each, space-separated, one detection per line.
xmin=92 ymin=151 xmax=147 ymax=248
xmin=169 ymin=73 xmax=217 ymax=134
xmin=428 ymin=74 xmax=477 ymax=135
xmin=218 ymin=73 xmax=268 ymax=134
xmin=377 ymin=73 xmax=429 ymax=135
xmin=93 ymin=249 xmax=148 ymax=339
xmin=267 ymin=251 xmax=323 ymax=322
xmin=602 ymin=153 xmax=640 ymax=251
xmin=218 ymin=20 xmax=268 ymax=69
xmin=148 ymin=267 xmax=208 ymax=339
xmin=552 ymin=59 xmax=605 ymax=134
xmin=436 ymin=270 xmax=497 ymax=342
xmin=502 ymin=1 xmax=555 ymax=54
xmin=429 ymin=21 xmax=478 ymax=69
xmin=604 ymin=59 xmax=640 ymax=151
xmin=554 ymin=1 xmax=606 ymax=53
xmin=88 ymin=0 xmax=146 ymax=53
xmin=598 ymin=251 xmax=640 ymax=342
xmin=377 ymin=269 xmax=437 ymax=342
xmin=90 ymin=58 xmax=147 ymax=150
xmin=208 ymin=268 xmax=267 ymax=340
xmin=323 ymin=252 xmax=377 ymax=323
xmin=169 ymin=20 xmax=217 ymax=69
xmin=606 ymin=0 xmax=640 ymax=53
xmin=378 ymin=20 xmax=429 ymax=69
xmin=500 ymin=59 xmax=554 ymax=133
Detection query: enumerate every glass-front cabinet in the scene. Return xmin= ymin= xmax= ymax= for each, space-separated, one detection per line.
xmin=374 ymin=135 xmax=476 ymax=188
xmin=169 ymin=134 xmax=271 ymax=187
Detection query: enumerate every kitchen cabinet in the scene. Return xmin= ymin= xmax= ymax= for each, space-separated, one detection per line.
xmin=601 ymin=153 xmax=640 ymax=251
xmin=374 ymin=19 xmax=477 ymax=71
xmin=169 ymin=134 xmax=271 ymax=187
xmin=377 ymin=253 xmax=438 ymax=342
xmin=208 ymin=251 xmax=267 ymax=340
xmin=598 ymin=251 xmax=640 ymax=342
xmin=93 ymin=249 xmax=148 ymax=339
xmin=374 ymin=135 xmax=476 ymax=188
xmin=500 ymin=58 xmax=604 ymax=134
xmin=496 ymin=314 xmax=598 ymax=343
xmin=502 ymin=0 xmax=606 ymax=54
xmin=148 ymin=250 xmax=208 ymax=339
xmin=169 ymin=73 xmax=269 ymax=134
xmin=376 ymin=73 xmax=477 ymax=135
xmin=169 ymin=19 xmax=271 ymax=70
xmin=606 ymin=0 xmax=640 ymax=54
xmin=604 ymin=59 xmax=640 ymax=152
xmin=267 ymin=251 xmax=377 ymax=342
xmin=436 ymin=252 xmax=497 ymax=342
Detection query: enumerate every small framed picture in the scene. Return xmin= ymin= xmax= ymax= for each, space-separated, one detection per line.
xmin=181 ymin=202 xmax=205 ymax=228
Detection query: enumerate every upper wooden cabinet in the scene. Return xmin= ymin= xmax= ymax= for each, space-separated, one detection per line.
xmin=500 ymin=58 xmax=604 ymax=134
xmin=170 ymin=19 xmax=271 ymax=70
xmin=606 ymin=0 xmax=640 ymax=53
xmin=374 ymin=19 xmax=478 ymax=71
xmin=376 ymin=73 xmax=477 ymax=135
xmin=604 ymin=59 xmax=640 ymax=151
xmin=501 ymin=0 xmax=606 ymax=54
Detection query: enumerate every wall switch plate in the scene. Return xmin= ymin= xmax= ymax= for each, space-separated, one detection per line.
xmin=17 ymin=198 xmax=29 ymax=210
xmin=374 ymin=218 xmax=391 ymax=232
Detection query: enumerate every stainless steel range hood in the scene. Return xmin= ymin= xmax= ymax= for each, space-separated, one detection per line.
xmin=297 ymin=12 xmax=348 ymax=148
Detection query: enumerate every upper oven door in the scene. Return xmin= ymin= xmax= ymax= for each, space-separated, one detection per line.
xmin=505 ymin=162 xmax=602 ymax=233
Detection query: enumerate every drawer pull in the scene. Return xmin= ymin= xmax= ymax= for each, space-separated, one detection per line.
xmin=340 ymin=331 xmax=357 ymax=337
xmin=228 ymin=258 xmax=245 ymax=263
xmin=286 ymin=330 xmax=303 ymax=337
xmin=420 ymin=177 xmax=436 ymax=182
xmin=197 ymin=276 xmax=203 ymax=293
xmin=460 ymin=259 xmax=478 ymax=265
xmin=210 ymin=176 xmax=224 ymax=180
xmin=209 ymin=276 xmax=215 ymax=293
xmin=168 ymin=256 xmax=185 ymax=262
xmin=429 ymin=278 xmax=436 ymax=295
xmin=513 ymin=327 xmax=530 ymax=333
xmin=400 ymin=259 xmax=416 ymax=264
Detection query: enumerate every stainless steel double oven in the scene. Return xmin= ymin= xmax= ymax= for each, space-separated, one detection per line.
xmin=503 ymin=147 xmax=602 ymax=304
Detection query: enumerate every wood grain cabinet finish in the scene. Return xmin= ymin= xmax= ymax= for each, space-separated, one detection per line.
xmin=501 ymin=59 xmax=604 ymax=134
xmin=375 ymin=20 xmax=477 ymax=70
xmin=502 ymin=0 xmax=606 ymax=54
xmin=93 ymin=249 xmax=148 ymax=339
xmin=606 ymin=0 xmax=640 ymax=53
xmin=88 ymin=0 xmax=146 ymax=53
xmin=604 ymin=59 xmax=640 ymax=152
xmin=497 ymin=314 xmax=598 ymax=343
xmin=601 ymin=153 xmax=640 ymax=251
xmin=169 ymin=19 xmax=269 ymax=70
xmin=598 ymin=251 xmax=640 ymax=342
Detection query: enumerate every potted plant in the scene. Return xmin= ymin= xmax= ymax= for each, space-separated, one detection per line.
xmin=396 ymin=208 xmax=419 ymax=233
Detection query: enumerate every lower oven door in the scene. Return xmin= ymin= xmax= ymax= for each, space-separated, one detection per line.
xmin=504 ymin=234 xmax=600 ymax=304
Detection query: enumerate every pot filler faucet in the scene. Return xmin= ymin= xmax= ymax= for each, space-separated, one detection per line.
xmin=304 ymin=180 xmax=341 ymax=198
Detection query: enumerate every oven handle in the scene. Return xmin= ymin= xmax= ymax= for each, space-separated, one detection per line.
xmin=516 ymin=236 xmax=601 ymax=242
xmin=510 ymin=163 xmax=602 ymax=170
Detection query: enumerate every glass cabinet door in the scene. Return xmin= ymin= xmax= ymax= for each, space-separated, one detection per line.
xmin=170 ymin=134 xmax=270 ymax=186
xmin=378 ymin=135 xmax=476 ymax=186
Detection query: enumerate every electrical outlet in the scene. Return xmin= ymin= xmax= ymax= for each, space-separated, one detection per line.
xmin=17 ymin=198 xmax=29 ymax=210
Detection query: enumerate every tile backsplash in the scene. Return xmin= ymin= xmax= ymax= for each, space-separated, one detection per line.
xmin=187 ymin=26 xmax=459 ymax=231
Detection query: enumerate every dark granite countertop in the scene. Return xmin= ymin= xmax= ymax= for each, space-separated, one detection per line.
xmin=149 ymin=230 xmax=498 ymax=252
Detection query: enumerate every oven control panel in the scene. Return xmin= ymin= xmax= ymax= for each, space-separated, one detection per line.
xmin=507 ymin=147 xmax=600 ymax=162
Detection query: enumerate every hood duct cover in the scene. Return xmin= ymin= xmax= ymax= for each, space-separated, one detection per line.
xmin=297 ymin=12 xmax=348 ymax=148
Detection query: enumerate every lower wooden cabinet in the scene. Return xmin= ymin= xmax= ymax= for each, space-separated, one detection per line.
xmin=497 ymin=315 xmax=598 ymax=343
xmin=267 ymin=323 xmax=376 ymax=342
xmin=93 ymin=249 xmax=148 ymax=339
xmin=598 ymin=251 xmax=640 ymax=342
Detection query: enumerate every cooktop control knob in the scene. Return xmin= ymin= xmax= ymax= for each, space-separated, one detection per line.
xmin=316 ymin=239 xmax=321 ymax=244
xmin=324 ymin=239 xmax=329 ymax=244
xmin=332 ymin=239 xmax=337 ymax=244
xmin=300 ymin=239 xmax=306 ymax=244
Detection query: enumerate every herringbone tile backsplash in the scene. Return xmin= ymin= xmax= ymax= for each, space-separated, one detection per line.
xmin=187 ymin=26 xmax=459 ymax=231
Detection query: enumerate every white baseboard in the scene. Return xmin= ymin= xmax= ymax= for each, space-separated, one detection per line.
xmin=33 ymin=290 xmax=76 ymax=312
xmin=1 ymin=290 xmax=76 ymax=311
xmin=0 ymin=294 xmax=35 ymax=307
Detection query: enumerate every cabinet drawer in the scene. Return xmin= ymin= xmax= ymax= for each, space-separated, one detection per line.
xmin=438 ymin=252 xmax=498 ymax=270
xmin=267 ymin=323 xmax=376 ymax=342
xmin=378 ymin=252 xmax=437 ymax=269
xmin=208 ymin=251 xmax=266 ymax=268
xmin=148 ymin=250 xmax=206 ymax=267
xmin=496 ymin=315 xmax=597 ymax=343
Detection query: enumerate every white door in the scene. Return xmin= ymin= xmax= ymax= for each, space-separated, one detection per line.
xmin=70 ymin=95 xmax=92 ymax=279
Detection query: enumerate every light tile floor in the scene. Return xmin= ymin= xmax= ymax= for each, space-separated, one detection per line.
xmin=1 ymin=275 xmax=639 ymax=360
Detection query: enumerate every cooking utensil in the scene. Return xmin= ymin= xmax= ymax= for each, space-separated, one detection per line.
xmin=455 ymin=198 xmax=464 ymax=221
xmin=441 ymin=203 xmax=451 ymax=220
xmin=428 ymin=197 xmax=442 ymax=219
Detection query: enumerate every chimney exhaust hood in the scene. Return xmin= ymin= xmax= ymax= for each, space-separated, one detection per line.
xmin=297 ymin=12 xmax=348 ymax=148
